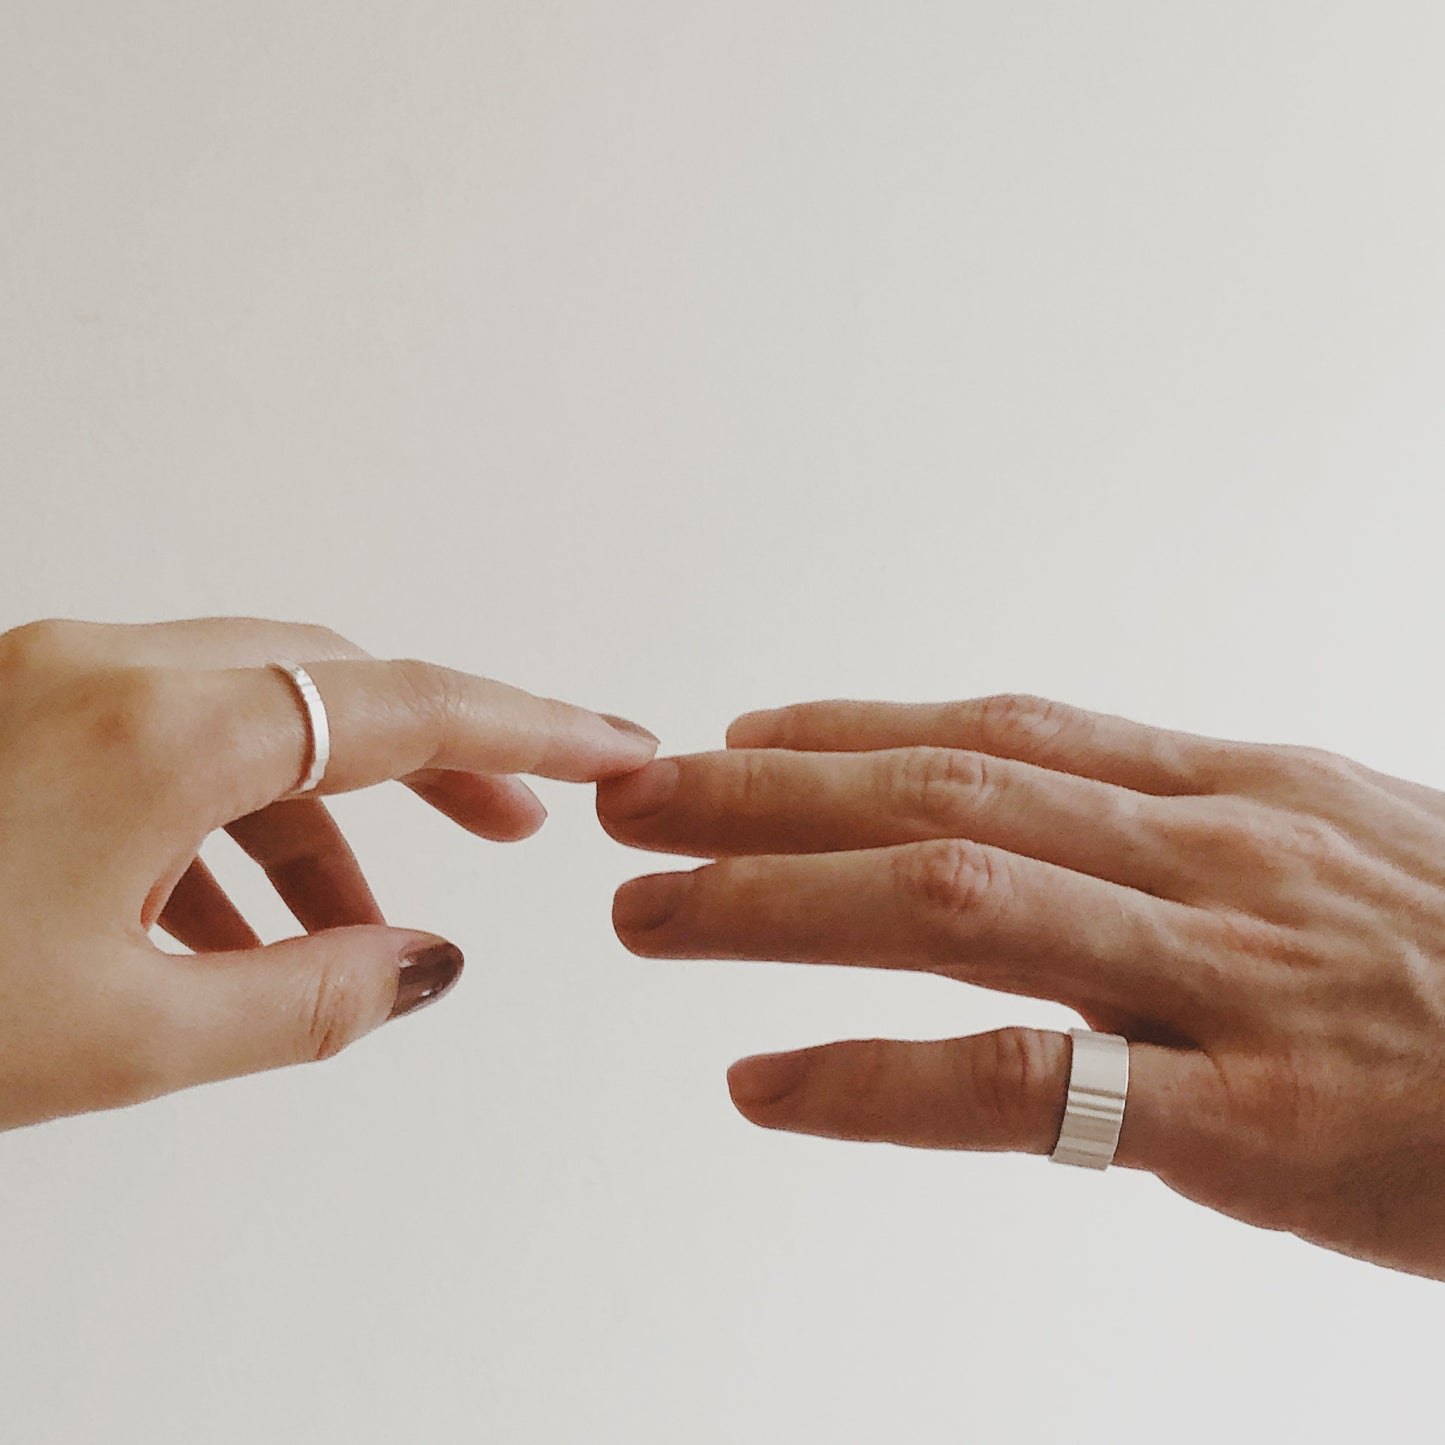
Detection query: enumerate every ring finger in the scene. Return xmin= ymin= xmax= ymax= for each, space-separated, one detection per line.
xmin=613 ymin=840 xmax=1216 ymax=1021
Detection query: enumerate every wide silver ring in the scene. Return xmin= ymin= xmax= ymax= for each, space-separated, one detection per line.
xmin=1050 ymin=1029 xmax=1129 ymax=1171
xmin=268 ymin=662 xmax=331 ymax=797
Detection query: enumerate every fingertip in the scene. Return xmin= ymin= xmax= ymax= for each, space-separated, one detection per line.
xmin=408 ymin=771 xmax=548 ymax=842
xmin=489 ymin=776 xmax=549 ymax=839
xmin=597 ymin=758 xmax=680 ymax=826
xmin=601 ymin=713 xmax=661 ymax=748
xmin=589 ymin=738 xmax=662 ymax=781
xmin=528 ymin=703 xmax=661 ymax=783
xmin=592 ymin=714 xmax=662 ymax=775
xmin=389 ymin=938 xmax=465 ymax=1020
xmin=728 ymin=1050 xmax=808 ymax=1116
xmin=725 ymin=711 xmax=778 ymax=749
xmin=612 ymin=871 xmax=693 ymax=937
xmin=485 ymin=816 xmax=547 ymax=844
xmin=497 ymin=788 xmax=548 ymax=841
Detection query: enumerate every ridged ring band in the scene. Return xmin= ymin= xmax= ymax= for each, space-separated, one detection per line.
xmin=1050 ymin=1029 xmax=1129 ymax=1170
xmin=268 ymin=662 xmax=331 ymax=797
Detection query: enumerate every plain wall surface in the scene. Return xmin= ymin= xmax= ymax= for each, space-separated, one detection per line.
xmin=3 ymin=5 xmax=1445 ymax=1441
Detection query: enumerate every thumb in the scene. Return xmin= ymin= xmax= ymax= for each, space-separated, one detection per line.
xmin=159 ymin=927 xmax=464 ymax=1091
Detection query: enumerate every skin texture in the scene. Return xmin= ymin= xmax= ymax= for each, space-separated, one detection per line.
xmin=598 ymin=694 xmax=1445 ymax=1280
xmin=0 ymin=616 xmax=658 ymax=1130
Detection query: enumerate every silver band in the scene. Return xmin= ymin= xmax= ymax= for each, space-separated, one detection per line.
xmin=268 ymin=662 xmax=331 ymax=796
xmin=1050 ymin=1029 xmax=1129 ymax=1170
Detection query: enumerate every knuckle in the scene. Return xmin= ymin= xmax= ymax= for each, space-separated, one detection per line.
xmin=1198 ymin=802 xmax=1287 ymax=871
xmin=1204 ymin=808 xmax=1273 ymax=862
xmin=0 ymin=618 xmax=90 ymax=674
xmin=302 ymin=959 xmax=371 ymax=1064
xmin=1276 ymin=814 xmax=1351 ymax=868
xmin=1098 ymin=784 xmax=1150 ymax=850
xmin=1213 ymin=1050 xmax=1331 ymax=1206
xmin=391 ymin=658 xmax=452 ymax=755
xmin=897 ymin=838 xmax=1005 ymax=922
xmin=127 ymin=673 xmax=236 ymax=785
xmin=967 ymin=1028 xmax=1063 ymax=1139
xmin=85 ymin=667 xmax=191 ymax=768
xmin=733 ymin=749 xmax=774 ymax=811
xmin=1270 ymin=745 xmax=1359 ymax=793
xmin=1286 ymin=744 xmax=1351 ymax=777
xmin=1212 ymin=912 xmax=1310 ymax=980
xmin=1213 ymin=743 xmax=1282 ymax=792
xmin=973 ymin=693 xmax=1074 ymax=757
xmin=16 ymin=657 xmax=223 ymax=806
xmin=391 ymin=655 xmax=436 ymax=705
xmin=392 ymin=657 xmax=447 ymax=719
xmin=1208 ymin=804 xmax=1349 ymax=879
xmin=289 ymin=622 xmax=359 ymax=659
xmin=897 ymin=747 xmax=991 ymax=831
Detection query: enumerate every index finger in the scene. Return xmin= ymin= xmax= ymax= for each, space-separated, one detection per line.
xmin=190 ymin=659 xmax=658 ymax=814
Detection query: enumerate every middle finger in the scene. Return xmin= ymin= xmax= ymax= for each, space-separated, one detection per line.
xmin=600 ymin=747 xmax=1182 ymax=897
xmin=227 ymin=797 xmax=386 ymax=932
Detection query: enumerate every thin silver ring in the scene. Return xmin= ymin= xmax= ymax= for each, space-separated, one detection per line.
xmin=1050 ymin=1029 xmax=1129 ymax=1171
xmin=268 ymin=662 xmax=331 ymax=797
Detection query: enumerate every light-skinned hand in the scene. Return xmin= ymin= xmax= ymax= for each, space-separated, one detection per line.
xmin=0 ymin=617 xmax=657 ymax=1130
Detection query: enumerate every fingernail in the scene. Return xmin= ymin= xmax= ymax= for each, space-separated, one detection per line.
xmin=391 ymin=941 xmax=464 ymax=1020
xmin=729 ymin=1052 xmax=807 ymax=1108
xmin=602 ymin=714 xmax=661 ymax=746
xmin=600 ymin=758 xmax=680 ymax=819
xmin=613 ymin=872 xmax=692 ymax=932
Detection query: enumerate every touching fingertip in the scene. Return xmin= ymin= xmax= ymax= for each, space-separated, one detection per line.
xmin=598 ymin=758 xmax=680 ymax=821
xmin=601 ymin=713 xmax=661 ymax=748
xmin=728 ymin=1051 xmax=808 ymax=1110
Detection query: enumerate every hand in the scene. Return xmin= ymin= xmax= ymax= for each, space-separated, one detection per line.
xmin=599 ymin=694 xmax=1445 ymax=1279
xmin=0 ymin=616 xmax=657 ymax=1130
